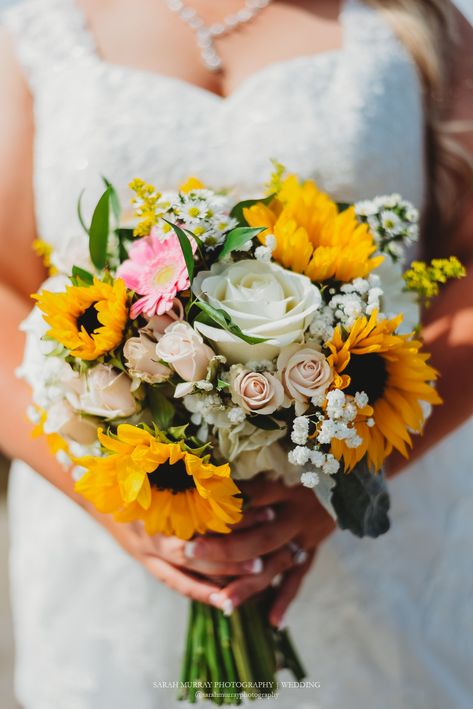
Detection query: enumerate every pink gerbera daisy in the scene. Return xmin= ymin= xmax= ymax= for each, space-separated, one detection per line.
xmin=117 ymin=228 xmax=195 ymax=318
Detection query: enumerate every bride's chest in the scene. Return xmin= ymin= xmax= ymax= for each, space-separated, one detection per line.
xmin=33 ymin=39 xmax=424 ymax=240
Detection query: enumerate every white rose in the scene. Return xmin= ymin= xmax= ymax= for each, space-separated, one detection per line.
xmin=123 ymin=333 xmax=171 ymax=384
xmin=277 ymin=344 xmax=333 ymax=415
xmin=67 ymin=364 xmax=139 ymax=419
xmin=156 ymin=322 xmax=214 ymax=382
xmin=44 ymin=401 xmax=99 ymax=445
xmin=192 ymin=260 xmax=321 ymax=363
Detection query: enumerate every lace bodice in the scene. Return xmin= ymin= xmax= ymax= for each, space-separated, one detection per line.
xmin=3 ymin=0 xmax=424 ymax=255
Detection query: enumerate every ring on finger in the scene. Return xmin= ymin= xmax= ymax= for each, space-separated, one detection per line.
xmin=287 ymin=541 xmax=308 ymax=566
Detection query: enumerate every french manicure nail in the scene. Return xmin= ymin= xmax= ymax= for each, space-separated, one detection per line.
xmin=184 ymin=540 xmax=196 ymax=558
xmin=244 ymin=557 xmax=263 ymax=574
xmin=209 ymin=592 xmax=222 ymax=607
xmin=276 ymin=614 xmax=286 ymax=629
xmin=222 ymin=598 xmax=234 ymax=616
xmin=294 ymin=549 xmax=308 ymax=566
xmin=271 ymin=573 xmax=282 ymax=588
xmin=264 ymin=507 xmax=276 ymax=522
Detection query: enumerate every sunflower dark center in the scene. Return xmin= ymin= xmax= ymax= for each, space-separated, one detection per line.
xmin=76 ymin=302 xmax=101 ymax=334
xmin=148 ymin=459 xmax=196 ymax=495
xmin=344 ymin=353 xmax=388 ymax=404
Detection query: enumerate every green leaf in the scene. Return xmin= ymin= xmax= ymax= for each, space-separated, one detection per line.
xmin=331 ymin=458 xmax=391 ymax=538
xmin=102 ymin=176 xmax=121 ymax=223
xmin=89 ymin=187 xmax=111 ymax=270
xmin=229 ymin=193 xmax=275 ymax=224
xmin=216 ymin=378 xmax=229 ymax=391
xmin=194 ymin=301 xmax=268 ymax=345
xmin=147 ymin=387 xmax=175 ymax=430
xmin=163 ymin=219 xmax=195 ymax=283
xmin=218 ymin=226 xmax=265 ymax=261
xmin=71 ymin=265 xmax=94 ymax=285
xmin=249 ymin=414 xmax=285 ymax=431
xmin=77 ymin=189 xmax=89 ymax=235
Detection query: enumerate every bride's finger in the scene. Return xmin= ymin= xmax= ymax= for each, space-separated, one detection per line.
xmin=178 ymin=555 xmax=264 ymax=577
xmin=211 ymin=546 xmax=295 ymax=611
xmin=142 ymin=553 xmax=223 ymax=605
xmin=230 ymin=505 xmax=276 ymax=530
xmin=238 ymin=477 xmax=294 ymax=508
xmin=268 ymin=548 xmax=316 ymax=628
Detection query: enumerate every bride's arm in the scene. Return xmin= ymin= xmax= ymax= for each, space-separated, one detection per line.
xmin=389 ymin=10 xmax=473 ymax=472
xmin=0 ymin=29 xmax=264 ymax=605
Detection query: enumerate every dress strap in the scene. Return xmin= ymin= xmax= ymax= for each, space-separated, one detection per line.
xmin=1 ymin=0 xmax=96 ymax=92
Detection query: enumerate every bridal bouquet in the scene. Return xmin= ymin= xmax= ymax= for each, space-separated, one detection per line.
xmin=21 ymin=166 xmax=465 ymax=704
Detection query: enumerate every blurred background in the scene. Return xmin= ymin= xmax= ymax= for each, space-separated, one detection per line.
xmin=0 ymin=0 xmax=471 ymax=707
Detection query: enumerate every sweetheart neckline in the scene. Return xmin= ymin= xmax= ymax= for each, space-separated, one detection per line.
xmin=68 ymin=0 xmax=351 ymax=103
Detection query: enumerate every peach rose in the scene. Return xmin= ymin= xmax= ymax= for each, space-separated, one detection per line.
xmin=67 ymin=365 xmax=139 ymax=419
xmin=155 ymin=322 xmax=214 ymax=382
xmin=277 ymin=343 xmax=333 ymax=414
xmin=230 ymin=366 xmax=286 ymax=415
xmin=123 ymin=333 xmax=171 ymax=384
xmin=143 ymin=299 xmax=184 ymax=339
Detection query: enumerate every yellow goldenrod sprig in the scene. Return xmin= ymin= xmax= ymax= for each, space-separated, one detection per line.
xmin=33 ymin=239 xmax=58 ymax=275
xmin=265 ymin=159 xmax=286 ymax=196
xmin=129 ymin=178 xmax=163 ymax=237
xmin=403 ymin=256 xmax=466 ymax=305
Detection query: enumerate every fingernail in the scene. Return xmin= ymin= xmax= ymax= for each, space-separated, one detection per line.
xmin=184 ymin=541 xmax=196 ymax=559
xmin=271 ymin=573 xmax=282 ymax=588
xmin=264 ymin=506 xmax=276 ymax=522
xmin=244 ymin=557 xmax=263 ymax=574
xmin=222 ymin=598 xmax=234 ymax=616
xmin=294 ymin=549 xmax=308 ymax=566
xmin=209 ymin=593 xmax=235 ymax=616
xmin=209 ymin=592 xmax=222 ymax=607
xmin=276 ymin=614 xmax=286 ymax=629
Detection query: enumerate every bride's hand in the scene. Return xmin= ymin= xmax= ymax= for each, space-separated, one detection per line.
xmin=86 ymin=503 xmax=274 ymax=605
xmin=185 ymin=476 xmax=335 ymax=625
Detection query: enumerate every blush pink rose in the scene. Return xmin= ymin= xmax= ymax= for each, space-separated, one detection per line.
xmin=155 ymin=322 xmax=214 ymax=382
xmin=277 ymin=343 xmax=333 ymax=414
xmin=230 ymin=367 xmax=286 ymax=415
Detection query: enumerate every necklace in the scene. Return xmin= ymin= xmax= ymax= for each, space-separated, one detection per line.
xmin=165 ymin=0 xmax=273 ymax=72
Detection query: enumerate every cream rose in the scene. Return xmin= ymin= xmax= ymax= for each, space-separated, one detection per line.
xmin=44 ymin=400 xmax=99 ymax=445
xmin=123 ymin=333 xmax=170 ymax=384
xmin=230 ymin=366 xmax=286 ymax=415
xmin=277 ymin=344 xmax=333 ymax=414
xmin=67 ymin=365 xmax=139 ymax=419
xmin=155 ymin=322 xmax=214 ymax=382
xmin=192 ymin=260 xmax=321 ymax=363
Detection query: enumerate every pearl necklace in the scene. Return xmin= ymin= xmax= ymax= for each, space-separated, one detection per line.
xmin=165 ymin=0 xmax=273 ymax=72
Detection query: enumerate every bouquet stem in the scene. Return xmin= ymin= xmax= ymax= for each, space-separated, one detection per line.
xmin=178 ymin=592 xmax=306 ymax=705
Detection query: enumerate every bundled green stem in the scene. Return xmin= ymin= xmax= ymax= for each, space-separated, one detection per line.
xmin=178 ymin=593 xmax=306 ymax=705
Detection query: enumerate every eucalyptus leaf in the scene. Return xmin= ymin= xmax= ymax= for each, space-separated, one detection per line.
xmin=229 ymin=193 xmax=275 ymax=224
xmin=331 ymin=459 xmax=391 ymax=538
xmin=218 ymin=226 xmax=265 ymax=260
xmin=163 ymin=219 xmax=195 ymax=283
xmin=89 ymin=187 xmax=111 ymax=270
xmin=194 ymin=301 xmax=268 ymax=345
xmin=147 ymin=387 xmax=175 ymax=430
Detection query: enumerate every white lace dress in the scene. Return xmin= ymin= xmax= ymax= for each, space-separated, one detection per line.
xmin=2 ymin=0 xmax=473 ymax=707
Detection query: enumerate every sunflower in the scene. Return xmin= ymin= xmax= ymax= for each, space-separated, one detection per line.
xmin=326 ymin=310 xmax=442 ymax=471
xmin=34 ymin=277 xmax=128 ymax=361
xmin=75 ymin=425 xmax=243 ymax=540
xmin=244 ymin=174 xmax=383 ymax=283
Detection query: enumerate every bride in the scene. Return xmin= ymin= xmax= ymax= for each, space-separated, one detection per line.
xmin=0 ymin=0 xmax=472 ymax=707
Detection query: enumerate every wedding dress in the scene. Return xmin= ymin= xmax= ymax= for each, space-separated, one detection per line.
xmin=2 ymin=0 xmax=473 ymax=707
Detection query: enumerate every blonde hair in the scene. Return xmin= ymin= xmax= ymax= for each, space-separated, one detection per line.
xmin=366 ymin=0 xmax=473 ymax=257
